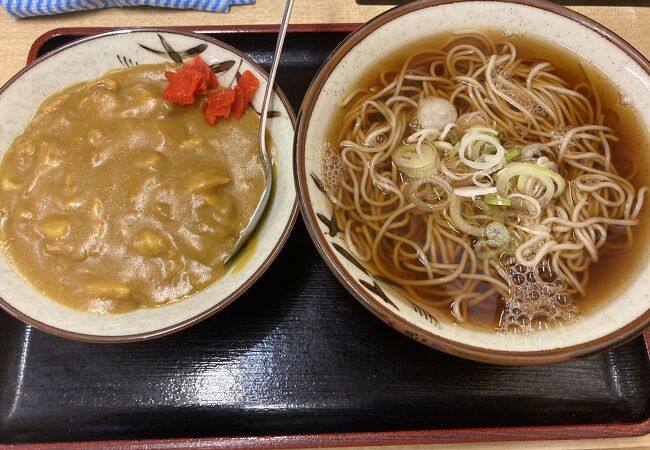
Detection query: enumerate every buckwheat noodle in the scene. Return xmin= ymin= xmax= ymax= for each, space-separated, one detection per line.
xmin=322 ymin=31 xmax=647 ymax=333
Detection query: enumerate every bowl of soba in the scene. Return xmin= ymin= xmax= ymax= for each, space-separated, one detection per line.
xmin=0 ymin=29 xmax=297 ymax=342
xmin=296 ymin=0 xmax=650 ymax=364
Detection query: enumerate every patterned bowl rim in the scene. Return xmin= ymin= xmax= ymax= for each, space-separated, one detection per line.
xmin=0 ymin=28 xmax=299 ymax=343
xmin=295 ymin=0 xmax=650 ymax=365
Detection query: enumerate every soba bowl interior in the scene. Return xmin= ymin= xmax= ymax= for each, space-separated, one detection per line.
xmin=0 ymin=29 xmax=297 ymax=342
xmin=296 ymin=0 xmax=650 ymax=364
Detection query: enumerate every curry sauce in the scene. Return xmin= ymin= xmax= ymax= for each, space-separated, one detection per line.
xmin=0 ymin=63 xmax=264 ymax=313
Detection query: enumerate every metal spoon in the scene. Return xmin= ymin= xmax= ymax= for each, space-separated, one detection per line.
xmin=224 ymin=0 xmax=295 ymax=263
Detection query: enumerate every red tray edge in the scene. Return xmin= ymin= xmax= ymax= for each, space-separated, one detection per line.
xmin=8 ymin=415 xmax=650 ymax=449
xmin=26 ymin=24 xmax=362 ymax=65
xmin=16 ymin=25 xmax=650 ymax=449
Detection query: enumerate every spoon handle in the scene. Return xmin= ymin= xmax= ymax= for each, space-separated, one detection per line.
xmin=259 ymin=0 xmax=294 ymax=147
xmin=224 ymin=0 xmax=294 ymax=263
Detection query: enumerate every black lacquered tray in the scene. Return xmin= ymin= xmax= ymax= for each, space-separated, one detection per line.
xmin=0 ymin=25 xmax=648 ymax=448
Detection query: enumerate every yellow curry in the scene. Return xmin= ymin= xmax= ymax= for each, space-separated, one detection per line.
xmin=0 ymin=63 xmax=264 ymax=313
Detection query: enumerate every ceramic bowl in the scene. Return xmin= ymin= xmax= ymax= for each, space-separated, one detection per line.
xmin=296 ymin=0 xmax=650 ymax=364
xmin=0 ymin=29 xmax=297 ymax=342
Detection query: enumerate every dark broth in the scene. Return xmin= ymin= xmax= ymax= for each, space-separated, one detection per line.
xmin=325 ymin=30 xmax=650 ymax=331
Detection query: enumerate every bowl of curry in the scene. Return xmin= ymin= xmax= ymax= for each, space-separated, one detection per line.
xmin=0 ymin=29 xmax=297 ymax=341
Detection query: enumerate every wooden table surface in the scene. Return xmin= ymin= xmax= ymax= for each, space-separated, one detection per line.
xmin=0 ymin=1 xmax=648 ymax=449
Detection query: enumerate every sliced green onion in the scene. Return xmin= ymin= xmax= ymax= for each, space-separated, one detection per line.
xmin=505 ymin=149 xmax=520 ymax=161
xmin=484 ymin=193 xmax=512 ymax=206
xmin=482 ymin=143 xmax=498 ymax=155
xmin=433 ymin=141 xmax=453 ymax=153
xmin=469 ymin=140 xmax=482 ymax=160
xmin=448 ymin=128 xmax=459 ymax=145
xmin=496 ymin=162 xmax=566 ymax=206
xmin=458 ymin=129 xmax=506 ymax=170
xmin=447 ymin=142 xmax=460 ymax=159
xmin=453 ymin=186 xmax=497 ymax=200
xmin=536 ymin=156 xmax=559 ymax=172
xmin=392 ymin=143 xmax=438 ymax=178
xmin=466 ymin=126 xmax=499 ymax=136
xmin=456 ymin=112 xmax=489 ymax=132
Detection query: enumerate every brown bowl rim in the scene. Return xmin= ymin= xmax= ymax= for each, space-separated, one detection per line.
xmin=295 ymin=0 xmax=650 ymax=365
xmin=0 ymin=27 xmax=299 ymax=343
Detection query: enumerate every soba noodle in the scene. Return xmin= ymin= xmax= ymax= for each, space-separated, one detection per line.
xmin=323 ymin=31 xmax=647 ymax=333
